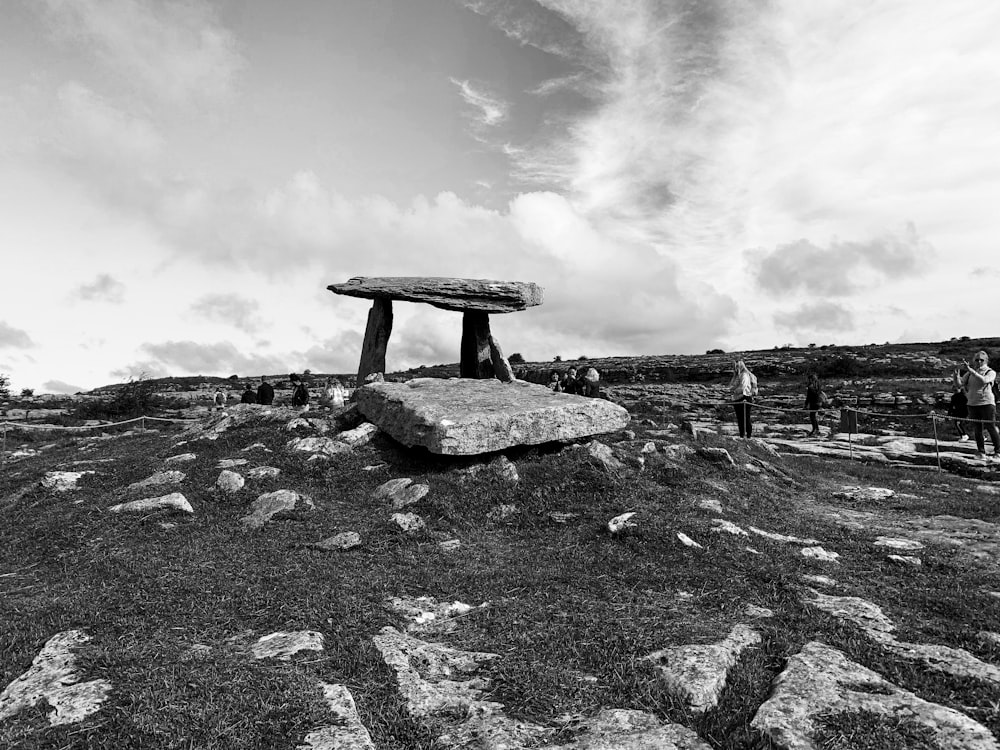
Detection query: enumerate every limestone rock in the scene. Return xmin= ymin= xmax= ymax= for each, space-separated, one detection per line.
xmin=374 ymin=479 xmax=430 ymax=510
xmin=711 ymin=519 xmax=748 ymax=536
xmin=390 ymin=512 xmax=425 ymax=533
xmin=548 ymin=511 xmax=579 ymax=523
xmin=0 ymin=630 xmax=112 ymax=727
xmin=387 ymin=596 xmax=476 ymax=634
xmin=887 ymin=554 xmax=922 ymax=566
xmin=804 ymin=590 xmax=896 ymax=638
xmin=698 ymin=498 xmax=725 ymax=514
xmin=353 ymin=378 xmax=630 ymax=455
xmin=287 ymin=436 xmax=351 ymax=456
xmin=751 ymin=641 xmax=998 ymax=749
xmin=312 ymin=532 xmax=362 ymax=551
xmin=164 ymin=453 xmax=197 ymax=464
xmin=328 ymin=276 xmax=543 ymax=313
xmin=677 ymin=532 xmax=704 ymax=549
xmin=240 ymin=490 xmax=314 ymax=529
xmin=299 ymin=682 xmax=376 ymax=750
xmin=802 ymin=574 xmax=838 ymax=587
xmin=589 ymin=440 xmax=626 ymax=473
xmin=252 ymin=631 xmax=324 ymax=660
xmin=108 ymin=492 xmax=193 ymax=514
xmin=215 ymin=470 xmax=245 ymax=494
xmin=338 ymin=422 xmax=379 ymax=447
xmin=874 ymin=536 xmax=924 ymax=550
xmin=439 ymin=539 xmax=461 ymax=552
xmin=834 ymin=486 xmax=895 ymax=502
xmin=247 ymin=466 xmax=281 ymax=479
xmin=648 ymin=624 xmax=761 ymax=713
xmin=608 ymin=512 xmax=637 ymax=534
xmin=487 ymin=504 xmax=518 ymax=521
xmin=801 ymin=546 xmax=840 ymax=563
xmin=548 ymin=709 xmax=712 ymax=749
xmin=217 ymin=458 xmax=248 ymax=468
xmin=461 ymin=455 xmax=519 ymax=484
xmin=41 ymin=471 xmax=94 ymax=492
xmin=748 ymin=526 xmax=820 ymax=545
xmin=127 ymin=470 xmax=184 ymax=491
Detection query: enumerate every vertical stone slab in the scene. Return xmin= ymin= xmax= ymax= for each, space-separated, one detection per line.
xmin=460 ymin=311 xmax=494 ymax=379
xmin=358 ymin=298 xmax=393 ymax=385
xmin=488 ymin=335 xmax=514 ymax=383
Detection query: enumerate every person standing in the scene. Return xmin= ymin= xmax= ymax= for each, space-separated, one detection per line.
xmin=729 ymin=359 xmax=758 ymax=438
xmin=240 ymin=383 xmax=257 ymax=404
xmin=946 ymin=384 xmax=969 ymax=442
xmin=804 ymin=372 xmax=823 ymax=437
xmin=212 ymin=387 xmax=227 ymax=412
xmin=291 ymin=376 xmax=310 ymax=408
xmin=955 ymin=351 xmax=1000 ymax=460
xmin=256 ymin=376 xmax=274 ymax=406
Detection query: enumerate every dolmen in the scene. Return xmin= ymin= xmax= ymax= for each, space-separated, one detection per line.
xmin=329 ymin=276 xmax=630 ymax=454
xmin=328 ymin=276 xmax=541 ymax=384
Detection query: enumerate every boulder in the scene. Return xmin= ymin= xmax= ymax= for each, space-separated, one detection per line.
xmin=215 ymin=470 xmax=245 ymax=494
xmin=41 ymin=471 xmax=94 ymax=492
xmin=312 ymin=532 xmax=362 ymax=551
xmin=240 ymin=490 xmax=313 ymax=529
xmin=108 ymin=493 xmax=193 ymax=514
xmin=353 ymin=378 xmax=630 ymax=455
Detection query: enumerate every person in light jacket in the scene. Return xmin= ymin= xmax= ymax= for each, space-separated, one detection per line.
xmin=728 ymin=359 xmax=758 ymax=438
xmin=954 ymin=351 xmax=1000 ymax=460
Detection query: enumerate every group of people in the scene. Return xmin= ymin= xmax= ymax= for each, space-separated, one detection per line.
xmin=546 ymin=366 xmax=602 ymax=398
xmin=211 ymin=375 xmax=347 ymax=412
xmin=726 ymin=349 xmax=1000 ymax=460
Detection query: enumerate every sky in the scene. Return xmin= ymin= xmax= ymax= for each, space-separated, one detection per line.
xmin=2 ymin=0 xmax=999 ymax=394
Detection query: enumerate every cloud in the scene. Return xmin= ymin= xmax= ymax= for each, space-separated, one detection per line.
xmin=42 ymin=379 xmax=85 ymax=395
xmin=773 ymin=301 xmax=855 ymax=334
xmin=73 ymin=273 xmax=126 ymax=303
xmin=750 ymin=224 xmax=933 ymax=296
xmin=0 ymin=323 xmax=35 ymax=349
xmin=461 ymin=0 xmax=595 ymax=62
xmin=137 ymin=341 xmax=288 ymax=378
xmin=189 ymin=294 xmax=261 ymax=334
xmin=55 ymin=82 xmax=163 ymax=163
xmin=450 ymin=78 xmax=510 ymax=141
xmin=40 ymin=0 xmax=245 ymax=105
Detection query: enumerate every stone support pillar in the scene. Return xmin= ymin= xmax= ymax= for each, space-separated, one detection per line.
xmin=460 ymin=311 xmax=494 ymax=379
xmin=358 ymin=298 xmax=393 ymax=385
xmin=488 ymin=335 xmax=514 ymax=383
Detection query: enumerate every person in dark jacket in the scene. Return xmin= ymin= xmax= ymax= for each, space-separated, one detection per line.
xmin=804 ymin=372 xmax=823 ymax=437
xmin=947 ymin=385 xmax=969 ymax=441
xmin=256 ymin=376 xmax=274 ymax=405
xmin=240 ymin=384 xmax=257 ymax=404
xmin=291 ymin=377 xmax=310 ymax=408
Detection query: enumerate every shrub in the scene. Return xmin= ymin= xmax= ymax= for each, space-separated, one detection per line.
xmin=70 ymin=377 xmax=163 ymax=421
xmin=706 ymin=348 xmax=725 ymax=355
xmin=509 ymin=353 xmax=525 ymax=364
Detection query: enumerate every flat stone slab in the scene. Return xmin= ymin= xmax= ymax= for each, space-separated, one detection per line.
xmin=353 ymin=378 xmax=630 ymax=455
xmin=328 ymin=276 xmax=543 ymax=313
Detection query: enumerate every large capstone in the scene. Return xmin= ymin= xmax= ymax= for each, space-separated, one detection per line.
xmin=352 ymin=378 xmax=630 ymax=455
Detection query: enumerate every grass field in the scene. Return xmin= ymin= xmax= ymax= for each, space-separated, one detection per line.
xmin=1 ymin=399 xmax=999 ymax=748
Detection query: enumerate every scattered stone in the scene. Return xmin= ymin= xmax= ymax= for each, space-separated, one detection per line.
xmin=299 ymin=683 xmax=376 ymax=750
xmin=127 ymin=470 xmax=184 ymax=491
xmin=288 ymin=437 xmax=352 ymax=456
xmin=217 ymin=458 xmax=248 ymax=468
xmin=978 ymin=631 xmax=1000 ymax=647
xmin=108 ymin=492 xmax=194 ymax=514
xmin=373 ymin=479 xmax=429 ymax=510
xmin=41 ymin=471 xmax=94 ymax=492
xmin=975 ymin=484 xmax=1000 ymax=496
xmin=882 ymin=638 xmax=1000 ymax=687
xmin=487 ymin=504 xmax=518 ymax=521
xmin=805 ymin=590 xmax=896 ymax=637
xmin=801 ymin=546 xmax=840 ymax=563
xmin=252 ymin=631 xmax=324 ymax=660
xmin=744 ymin=605 xmax=774 ymax=619
xmin=312 ymin=532 xmax=362 ymax=551
xmin=711 ymin=519 xmax=747 ymax=536
xmin=608 ymin=512 xmax=637 ymax=534
xmin=697 ymin=447 xmax=735 ymax=466
xmin=438 ymin=539 xmax=461 ymax=552
xmin=353 ymin=378 xmax=630 ymax=455
xmin=548 ymin=511 xmax=579 ymax=523
xmin=648 ymin=624 xmax=761 ymax=714
xmin=640 ymin=441 xmax=657 ymax=454
xmin=159 ymin=522 xmax=177 ymax=530
xmin=0 ymin=630 xmax=112 ymax=726
xmin=661 ymin=444 xmax=694 ymax=462
xmin=752 ymin=641 xmax=998 ymax=750
xmin=390 ymin=512 xmax=425 ymax=533
xmin=387 ymin=596 xmax=477 ymax=634
xmin=242 ymin=442 xmax=271 ymax=452
xmin=247 ymin=466 xmax=281 ymax=479
xmin=677 ymin=532 xmax=703 ymax=549
xmin=337 ymin=422 xmax=380 ymax=447
xmin=373 ymin=478 xmax=413 ymax=499
xmin=588 ymin=440 xmax=626 ymax=473
xmin=887 ymin=554 xmax=922 ymax=566
xmin=745 ymin=546 xmax=761 ymax=554
xmin=164 ymin=453 xmax=197 ymax=464
xmin=622 ymin=430 xmax=636 ymax=440
xmin=874 ymin=536 xmax=925 ymax=550
xmin=286 ymin=417 xmax=311 ymax=431
xmin=461 ymin=455 xmax=520 ymax=484
xmin=697 ymin=497 xmax=724 ymax=514
xmin=240 ymin=490 xmax=314 ymax=529
xmin=834 ymin=486 xmax=895 ymax=502
xmin=215 ymin=470 xmax=245 ymax=494
xmin=748 ymin=526 xmax=820 ymax=545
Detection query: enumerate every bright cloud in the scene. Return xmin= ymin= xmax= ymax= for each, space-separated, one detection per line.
xmin=40 ymin=0 xmax=244 ymax=105
xmin=189 ymin=294 xmax=261 ymax=334
xmin=450 ymin=78 xmax=510 ymax=130
xmin=73 ymin=274 xmax=126 ymax=304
